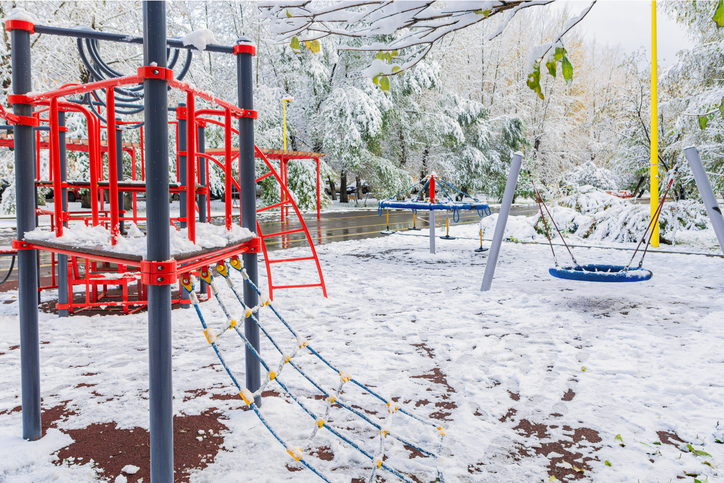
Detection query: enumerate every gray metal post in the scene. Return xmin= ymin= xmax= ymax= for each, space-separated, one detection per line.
xmin=116 ymin=118 xmax=125 ymax=234
xmin=177 ymin=103 xmax=187 ymax=229
xmin=58 ymin=110 xmax=69 ymax=317
xmin=11 ymin=20 xmax=41 ymax=441
xmin=684 ymin=146 xmax=724 ymax=254
xmin=481 ymin=152 xmax=523 ymax=292
xmin=143 ymin=2 xmax=173 ymax=481
xmin=197 ymin=124 xmax=207 ymax=295
xmin=429 ymin=210 xmax=436 ymax=254
xmin=237 ymin=37 xmax=262 ymax=407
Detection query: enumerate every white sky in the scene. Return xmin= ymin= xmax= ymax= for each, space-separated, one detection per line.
xmin=559 ymin=0 xmax=693 ymax=65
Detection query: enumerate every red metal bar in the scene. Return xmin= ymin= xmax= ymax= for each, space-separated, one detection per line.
xmin=130 ymin=148 xmax=138 ymax=224
xmin=186 ymin=91 xmax=196 ymax=242
xmin=316 ymin=157 xmax=321 ymax=220
xmin=168 ymin=79 xmax=253 ymax=119
xmin=260 ymin=227 xmax=305 ymax=238
xmin=106 ymin=88 xmax=120 ymax=245
xmin=267 ymin=256 xmax=316 ymax=264
xmin=271 ymin=283 xmax=325 ymax=290
xmin=255 ymin=146 xmax=327 ymax=298
xmin=49 ymin=97 xmax=63 ymax=237
xmin=224 ymin=107 xmax=232 ymax=230
xmin=196 ymin=117 xmax=240 ymax=136
xmin=256 ymin=220 xmax=274 ymax=300
xmin=256 ymin=171 xmax=274 ymax=182
xmin=27 ymin=74 xmax=143 ymax=103
xmin=140 ymin=126 xmax=145 ymax=181
xmin=430 ymin=174 xmax=435 ymax=202
xmin=206 ymin=157 xmax=211 ymax=219
xmin=257 ymin=199 xmax=292 ymax=212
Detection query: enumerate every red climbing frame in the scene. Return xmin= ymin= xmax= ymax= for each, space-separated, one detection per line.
xmin=1 ymin=65 xmax=325 ymax=312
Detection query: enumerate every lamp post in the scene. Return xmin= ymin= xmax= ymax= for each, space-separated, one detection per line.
xmin=282 ymin=96 xmax=294 ymax=150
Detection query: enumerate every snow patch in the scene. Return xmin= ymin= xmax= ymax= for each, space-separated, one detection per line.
xmin=181 ymin=29 xmax=217 ymax=52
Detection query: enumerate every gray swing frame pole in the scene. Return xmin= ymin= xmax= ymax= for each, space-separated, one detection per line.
xmin=236 ymin=37 xmax=262 ymax=407
xmin=143 ymin=2 xmax=174 ymax=481
xmin=429 ymin=209 xmax=436 ymax=254
xmin=684 ymin=146 xmax=724 ymax=254
xmin=481 ymin=152 xmax=523 ymax=292
xmin=11 ymin=19 xmax=42 ymax=441
xmin=58 ymin=110 xmax=69 ymax=317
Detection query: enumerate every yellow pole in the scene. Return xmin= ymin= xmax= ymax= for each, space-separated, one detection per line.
xmin=283 ymin=101 xmax=287 ymax=151
xmin=650 ymin=0 xmax=660 ymax=247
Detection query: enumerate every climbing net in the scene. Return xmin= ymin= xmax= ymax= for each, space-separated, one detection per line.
xmin=181 ymin=257 xmax=446 ymax=482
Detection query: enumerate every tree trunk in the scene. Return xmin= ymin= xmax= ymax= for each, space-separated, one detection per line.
xmin=340 ymin=171 xmax=348 ymax=203
xmin=327 ymin=176 xmax=336 ymax=201
xmin=355 ymin=175 xmax=361 ymax=206
xmin=81 ymin=190 xmax=91 ymax=209
xmin=421 ymin=147 xmax=429 ymax=198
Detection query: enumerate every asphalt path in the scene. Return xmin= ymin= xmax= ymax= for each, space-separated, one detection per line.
xmin=0 ymin=203 xmax=539 ymax=287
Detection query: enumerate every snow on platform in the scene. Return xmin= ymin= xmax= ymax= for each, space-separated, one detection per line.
xmin=0 ymin=230 xmax=722 ymax=482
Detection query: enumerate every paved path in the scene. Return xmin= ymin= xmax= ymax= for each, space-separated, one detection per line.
xmin=0 ymin=203 xmax=539 ymax=287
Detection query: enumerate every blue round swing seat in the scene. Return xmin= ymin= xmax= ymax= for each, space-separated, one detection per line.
xmin=549 ymin=264 xmax=652 ymax=283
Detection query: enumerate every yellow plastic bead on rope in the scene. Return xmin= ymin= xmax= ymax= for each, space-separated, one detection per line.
xmin=339 ymin=371 xmax=351 ymax=383
xmin=216 ymin=261 xmax=229 ymax=278
xmin=244 ymin=307 xmax=253 ymax=318
xmin=379 ymin=429 xmax=389 ymax=437
xmin=286 ymin=446 xmax=303 ymax=462
xmin=284 ymin=355 xmax=291 ymax=364
xmin=203 ymin=327 xmax=216 ymax=345
xmin=239 ymin=388 xmax=254 ymax=406
xmin=268 ymin=371 xmax=276 ymax=381
xmin=326 ymin=395 xmax=336 ymax=404
xmin=373 ymin=456 xmax=382 ymax=469
xmin=437 ymin=426 xmax=446 ymax=436
xmin=229 ymin=319 xmax=237 ymax=329
xmin=315 ymin=418 xmax=324 ymax=428
xmin=386 ymin=402 xmax=399 ymax=413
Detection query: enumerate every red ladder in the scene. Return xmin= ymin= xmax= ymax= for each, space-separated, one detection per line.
xmin=254 ymin=146 xmax=327 ymax=301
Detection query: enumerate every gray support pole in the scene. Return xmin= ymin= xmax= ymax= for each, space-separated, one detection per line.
xmin=177 ymin=103 xmax=186 ymax=229
xmin=116 ymin=118 xmax=125 ymax=234
xmin=197 ymin=125 xmax=207 ymax=295
xmin=58 ymin=110 xmax=69 ymax=317
xmin=481 ymin=152 xmax=523 ymax=292
xmin=236 ymin=37 xmax=262 ymax=407
xmin=11 ymin=22 xmax=41 ymax=441
xmin=684 ymin=146 xmax=724 ymax=254
xmin=429 ymin=210 xmax=436 ymax=254
xmin=143 ymin=2 xmax=173 ymax=481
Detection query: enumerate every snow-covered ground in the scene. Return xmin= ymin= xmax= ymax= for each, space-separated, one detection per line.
xmin=0 ymin=214 xmax=723 ymax=482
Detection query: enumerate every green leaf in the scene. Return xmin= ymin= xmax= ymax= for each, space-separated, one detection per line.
xmin=379 ymin=75 xmax=390 ymax=92
xmin=702 ymin=461 xmax=715 ymax=468
xmin=653 ymin=441 xmax=661 ymax=445
xmin=714 ymin=0 xmax=724 ymax=28
xmin=286 ymin=9 xmax=292 ymax=17
xmin=561 ymin=55 xmax=573 ymax=84
xmin=526 ymin=62 xmax=544 ymax=100
xmin=615 ymin=434 xmax=625 ymax=447
xmin=699 ymin=115 xmax=709 ymax=130
xmin=372 ymin=75 xmax=379 ymax=85
xmin=391 ymin=66 xmax=401 ymax=73
xmin=604 ymin=460 xmax=612 ymax=467
xmin=718 ymin=96 xmax=724 ymax=118
xmin=290 ymin=36 xmax=300 ymax=51
xmin=310 ymin=39 xmax=320 ymax=54
xmin=554 ymin=47 xmax=566 ymax=61
xmin=581 ymin=366 xmax=587 ymax=372
xmin=391 ymin=50 xmax=399 ymax=58
xmin=376 ymin=51 xmax=384 ymax=60
xmin=688 ymin=444 xmax=712 ymax=457
xmin=546 ymin=58 xmax=557 ymax=77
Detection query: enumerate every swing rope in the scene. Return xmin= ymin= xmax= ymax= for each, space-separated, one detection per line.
xmin=625 ymin=167 xmax=678 ymax=270
xmin=528 ymin=172 xmax=578 ymax=267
